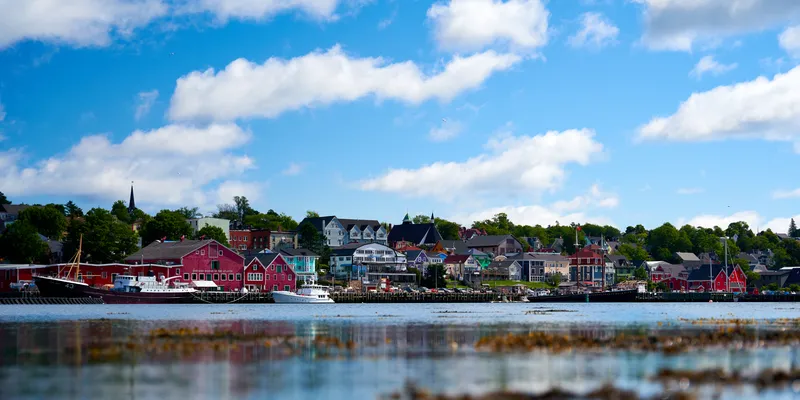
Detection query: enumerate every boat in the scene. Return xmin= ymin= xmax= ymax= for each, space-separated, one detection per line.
xmin=526 ymin=289 xmax=638 ymax=303
xmin=33 ymin=235 xmax=198 ymax=304
xmin=272 ymin=279 xmax=334 ymax=304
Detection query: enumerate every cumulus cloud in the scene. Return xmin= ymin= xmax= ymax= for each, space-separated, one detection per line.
xmin=281 ymin=162 xmax=304 ymax=176
xmin=779 ymin=25 xmax=800 ymax=58
xmin=428 ymin=119 xmax=462 ymax=142
xmin=0 ymin=123 xmax=255 ymax=209
xmin=359 ymin=128 xmax=604 ymax=201
xmin=637 ymin=65 xmax=800 ymax=150
xmin=168 ymin=45 xmax=520 ymax=121
xmin=678 ymin=211 xmax=800 ymax=234
xmin=135 ymin=89 xmax=159 ymax=120
xmin=689 ymin=55 xmax=737 ymax=79
xmin=633 ymin=0 xmax=800 ymax=51
xmin=174 ymin=0 xmax=340 ymax=21
xmin=0 ymin=0 xmax=169 ymax=49
xmin=773 ymin=188 xmax=800 ymax=199
xmin=449 ymin=184 xmax=618 ymax=227
xmin=426 ymin=0 xmax=549 ymax=52
xmin=568 ymin=12 xmax=619 ymax=49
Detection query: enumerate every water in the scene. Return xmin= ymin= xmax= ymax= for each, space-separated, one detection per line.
xmin=0 ymin=303 xmax=799 ymax=399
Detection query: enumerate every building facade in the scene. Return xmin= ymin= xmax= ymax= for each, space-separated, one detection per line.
xmin=329 ymin=243 xmax=411 ymax=284
xmin=299 ymin=216 xmax=388 ymax=247
xmin=243 ymin=253 xmax=296 ymax=292
xmin=270 ymin=231 xmax=298 ymax=250
xmin=279 ymin=248 xmax=318 ymax=281
xmin=443 ymin=254 xmax=477 ymax=281
xmin=229 ymin=229 xmax=270 ymax=252
xmin=187 ymin=217 xmax=231 ymax=240
xmin=465 ymin=235 xmax=524 ymax=256
xmin=569 ymin=249 xmax=612 ymax=288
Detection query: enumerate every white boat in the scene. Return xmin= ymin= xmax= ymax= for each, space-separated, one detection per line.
xmin=272 ymin=283 xmax=334 ymax=304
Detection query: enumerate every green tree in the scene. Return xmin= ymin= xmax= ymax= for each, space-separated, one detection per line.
xmin=111 ymin=200 xmax=131 ymax=224
xmin=46 ymin=203 xmax=67 ymax=216
xmin=245 ymin=211 xmax=298 ymax=231
xmin=0 ymin=191 xmax=9 ymax=204
xmin=298 ymin=221 xmax=325 ymax=253
xmin=633 ymin=266 xmax=648 ymax=280
xmin=63 ymin=208 xmax=139 ymax=263
xmin=234 ymin=196 xmax=258 ymax=222
xmin=306 ymin=210 xmax=320 ymax=218
xmin=0 ymin=220 xmax=50 ymax=263
xmin=617 ymin=243 xmax=650 ymax=261
xmin=194 ymin=225 xmax=228 ymax=245
xmin=435 ymin=218 xmax=461 ymax=240
xmin=789 ymin=218 xmax=798 ymax=238
xmin=647 ymin=223 xmax=690 ymax=262
xmin=176 ymin=206 xmax=202 ymax=219
xmin=412 ymin=214 xmax=431 ymax=224
xmin=140 ymin=210 xmax=193 ymax=245
xmin=213 ymin=203 xmax=239 ymax=222
xmin=64 ymin=201 xmax=83 ymax=218
xmin=745 ymin=269 xmax=760 ymax=285
xmin=548 ymin=273 xmax=562 ymax=287
xmin=421 ymin=264 xmax=446 ymax=289
xmin=18 ymin=204 xmax=68 ymax=240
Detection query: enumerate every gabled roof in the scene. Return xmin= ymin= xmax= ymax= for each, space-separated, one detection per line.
xmin=444 ymin=254 xmax=471 ymax=263
xmin=687 ymin=264 xmax=738 ymax=281
xmin=484 ymin=260 xmax=520 ymax=274
xmin=468 ymin=248 xmax=489 ymax=257
xmin=124 ymin=240 xmax=217 ymax=261
xmin=651 ymin=263 xmax=687 ymax=278
xmin=280 ymin=248 xmax=318 ymax=257
xmin=245 ymin=253 xmax=281 ymax=267
xmin=387 ymin=222 xmax=442 ymax=245
xmin=675 ymin=252 xmax=700 ymax=262
xmin=533 ymin=253 xmax=569 ymax=262
xmin=0 ymin=204 xmax=29 ymax=215
xmin=466 ymin=235 xmax=518 ymax=248
xmin=438 ymin=240 xmax=469 ymax=254
xmin=405 ymin=250 xmax=426 ymax=261
xmin=605 ymin=254 xmax=629 ymax=268
xmin=298 ymin=216 xmax=337 ymax=233
xmin=338 ymin=218 xmax=382 ymax=231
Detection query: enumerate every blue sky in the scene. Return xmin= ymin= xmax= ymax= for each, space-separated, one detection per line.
xmin=1 ymin=0 xmax=800 ymax=233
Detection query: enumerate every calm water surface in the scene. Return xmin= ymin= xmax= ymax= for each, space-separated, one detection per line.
xmin=0 ymin=303 xmax=799 ymax=400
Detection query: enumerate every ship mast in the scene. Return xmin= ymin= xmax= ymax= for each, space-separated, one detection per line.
xmin=65 ymin=235 xmax=83 ymax=281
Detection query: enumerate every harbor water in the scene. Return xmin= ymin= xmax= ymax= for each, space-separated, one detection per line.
xmin=0 ymin=303 xmax=799 ymax=399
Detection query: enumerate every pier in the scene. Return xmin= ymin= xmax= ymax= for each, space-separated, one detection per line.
xmin=0 ymin=297 xmax=104 ymax=305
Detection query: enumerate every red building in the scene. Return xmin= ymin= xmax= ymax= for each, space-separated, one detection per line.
xmin=687 ymin=264 xmax=747 ymax=293
xmin=230 ymin=229 xmax=271 ymax=252
xmin=569 ymin=248 xmax=606 ymax=287
xmin=0 ymin=263 xmax=178 ymax=292
xmin=649 ymin=262 xmax=689 ymax=291
xmin=243 ymin=253 xmax=296 ymax=292
xmin=124 ymin=239 xmax=245 ymax=291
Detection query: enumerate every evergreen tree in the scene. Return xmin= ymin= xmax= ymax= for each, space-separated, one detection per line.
xmin=789 ymin=218 xmax=798 ymax=238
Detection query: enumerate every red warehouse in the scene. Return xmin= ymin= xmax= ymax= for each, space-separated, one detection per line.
xmin=649 ymin=262 xmax=689 ymax=292
xmin=125 ymin=239 xmax=245 ymax=291
xmin=687 ymin=264 xmax=747 ymax=293
xmin=243 ymin=253 xmax=296 ymax=292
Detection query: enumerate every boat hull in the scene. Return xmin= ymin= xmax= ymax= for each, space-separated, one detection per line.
xmin=272 ymin=291 xmax=334 ymax=304
xmin=34 ymin=276 xmax=197 ymax=304
xmin=527 ymin=289 xmax=638 ymax=303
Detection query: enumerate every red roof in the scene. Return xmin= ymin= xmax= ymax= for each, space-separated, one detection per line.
xmin=444 ymin=255 xmax=471 ymax=263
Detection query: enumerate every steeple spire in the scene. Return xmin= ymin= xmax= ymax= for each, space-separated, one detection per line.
xmin=128 ymin=181 xmax=136 ymax=214
xmin=430 ymin=211 xmax=434 ymax=222
xmin=402 ymin=212 xmax=411 ymax=225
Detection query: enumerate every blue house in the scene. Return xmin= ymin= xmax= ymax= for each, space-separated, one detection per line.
xmin=279 ymin=248 xmax=319 ymax=282
xmin=405 ymin=250 xmax=429 ymax=271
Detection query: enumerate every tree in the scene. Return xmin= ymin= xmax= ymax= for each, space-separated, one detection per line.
xmin=213 ymin=204 xmax=239 ymax=223
xmin=745 ymin=269 xmax=761 ymax=285
xmin=548 ymin=273 xmax=562 ymax=287
xmin=140 ymin=210 xmax=193 ymax=245
xmin=176 ymin=206 xmax=202 ymax=219
xmin=245 ymin=212 xmax=298 ymax=231
xmin=18 ymin=204 xmax=68 ymax=240
xmin=195 ymin=225 xmax=228 ymax=245
xmin=633 ymin=266 xmax=648 ymax=280
xmin=234 ymin=196 xmax=258 ymax=221
xmin=63 ymin=208 xmax=139 ymax=263
xmin=298 ymin=221 xmax=325 ymax=253
xmin=306 ymin=210 xmax=320 ymax=218
xmin=413 ymin=215 xmax=431 ymax=224
xmin=65 ymin=201 xmax=83 ymax=218
xmin=46 ymin=203 xmax=67 ymax=216
xmin=435 ymin=218 xmax=461 ymax=241
xmin=0 ymin=191 xmax=9 ymax=204
xmin=0 ymin=220 xmax=50 ymax=263
xmin=617 ymin=243 xmax=650 ymax=261
xmin=111 ymin=200 xmax=131 ymax=224
xmin=790 ymin=218 xmax=798 ymax=238
xmin=421 ymin=264 xmax=446 ymax=289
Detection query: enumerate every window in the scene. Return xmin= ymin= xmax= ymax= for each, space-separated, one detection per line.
xmin=219 ymin=250 xmax=223 ymax=256
xmin=184 ymin=273 xmax=189 ymax=280
xmin=213 ymin=273 xmax=219 ymax=281
xmin=273 ymin=285 xmax=278 ymax=291
xmin=236 ymin=273 xmax=242 ymax=281
xmin=192 ymin=273 xmax=197 ymax=280
xmin=288 ymin=274 xmax=293 ymax=280
xmin=273 ymin=274 xmax=277 ymax=281
xmin=201 ymin=250 xmax=205 ymax=256
xmin=211 ymin=261 xmax=220 ymax=270
xmin=284 ymin=285 xmax=290 ymax=291
xmin=102 ymin=272 xmax=107 ymax=279
xmin=277 ymin=265 xmax=282 ymax=273
xmin=252 ymin=265 xmax=257 ymax=271
xmin=265 ymin=274 xmax=271 ymax=280
xmin=221 ymin=274 xmax=226 ymax=281
xmin=229 ymin=274 xmax=234 ymax=281
xmin=176 ymin=268 xmax=181 ymax=275
xmin=112 ymin=273 xmax=118 ymax=281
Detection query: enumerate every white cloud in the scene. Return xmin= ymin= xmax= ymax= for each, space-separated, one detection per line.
xmin=677 ymin=187 xmax=704 ymax=195
xmin=0 ymin=123 xmax=255 ymax=209
xmin=428 ymin=119 xmax=463 ymax=142
xmin=175 ymin=0 xmax=340 ymax=21
xmin=449 ymin=185 xmax=617 ymax=228
xmin=135 ymin=89 xmax=159 ymax=120
xmin=633 ymin=0 xmax=800 ymax=51
xmin=678 ymin=211 xmax=800 ymax=234
xmin=779 ymin=25 xmax=800 ymax=58
xmin=281 ymin=162 xmax=304 ymax=176
xmin=568 ymin=12 xmax=619 ymax=49
xmin=637 ymin=65 xmax=800 ymax=149
xmin=359 ymin=128 xmax=604 ymax=201
xmin=426 ymin=0 xmax=549 ymax=52
xmin=0 ymin=0 xmax=169 ymax=49
xmin=773 ymin=188 xmax=800 ymax=199
xmin=214 ymin=180 xmax=265 ymax=208
xmin=0 ymin=101 xmax=6 ymax=122
xmin=689 ymin=55 xmax=737 ymax=79
xmin=168 ymin=44 xmax=521 ymax=121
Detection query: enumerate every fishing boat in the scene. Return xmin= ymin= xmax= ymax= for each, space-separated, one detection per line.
xmin=526 ymin=288 xmax=638 ymax=303
xmin=33 ymin=236 xmax=198 ymax=304
xmin=272 ymin=278 xmax=334 ymax=304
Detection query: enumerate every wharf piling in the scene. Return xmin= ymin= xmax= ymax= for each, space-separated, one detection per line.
xmin=0 ymin=297 xmax=104 ymax=305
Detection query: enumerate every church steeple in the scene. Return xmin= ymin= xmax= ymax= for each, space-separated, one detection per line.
xmin=430 ymin=212 xmax=434 ymax=222
xmin=402 ymin=212 xmax=411 ymax=225
xmin=128 ymin=181 xmax=136 ymax=214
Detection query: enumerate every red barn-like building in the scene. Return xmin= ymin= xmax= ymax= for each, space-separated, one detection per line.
xmin=649 ymin=262 xmax=689 ymax=292
xmin=125 ymin=239 xmax=245 ymax=291
xmin=687 ymin=264 xmax=747 ymax=293
xmin=243 ymin=253 xmax=296 ymax=292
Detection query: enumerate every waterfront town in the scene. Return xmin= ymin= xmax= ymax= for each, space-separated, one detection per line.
xmin=0 ymin=186 xmax=799 ymax=296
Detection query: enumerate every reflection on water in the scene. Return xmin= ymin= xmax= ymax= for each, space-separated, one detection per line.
xmin=0 ymin=303 xmax=799 ymax=399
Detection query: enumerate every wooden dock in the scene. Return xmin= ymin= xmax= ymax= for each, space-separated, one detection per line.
xmin=330 ymin=292 xmax=521 ymax=303
xmin=0 ymin=297 xmax=104 ymax=305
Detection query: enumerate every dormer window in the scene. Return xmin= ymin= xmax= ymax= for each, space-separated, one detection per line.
xmin=252 ymin=265 xmax=257 ymax=271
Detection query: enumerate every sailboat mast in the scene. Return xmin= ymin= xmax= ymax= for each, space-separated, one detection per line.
xmin=76 ymin=235 xmax=82 ymax=281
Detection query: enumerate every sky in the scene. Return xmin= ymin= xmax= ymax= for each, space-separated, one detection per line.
xmin=1 ymin=0 xmax=799 ymax=234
